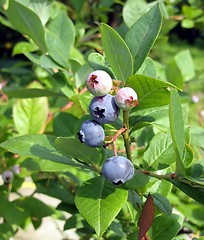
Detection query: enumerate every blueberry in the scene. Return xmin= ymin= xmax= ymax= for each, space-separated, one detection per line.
xmin=77 ymin=120 xmax=105 ymax=147
xmin=89 ymin=94 xmax=120 ymax=124
xmin=2 ymin=170 xmax=14 ymax=184
xmin=102 ymin=156 xmax=134 ymax=185
xmin=115 ymin=87 xmax=138 ymax=111
xmin=87 ymin=70 xmax=112 ymax=96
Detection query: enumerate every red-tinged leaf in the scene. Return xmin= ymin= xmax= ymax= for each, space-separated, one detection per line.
xmin=138 ymin=194 xmax=155 ymax=240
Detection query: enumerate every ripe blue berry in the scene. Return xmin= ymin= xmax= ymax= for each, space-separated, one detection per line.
xmin=89 ymin=94 xmax=120 ymax=124
xmin=2 ymin=170 xmax=14 ymax=184
xmin=77 ymin=120 xmax=105 ymax=147
xmin=115 ymin=87 xmax=138 ymax=111
xmin=102 ymin=156 xmax=134 ymax=185
xmin=86 ymin=70 xmax=112 ymax=96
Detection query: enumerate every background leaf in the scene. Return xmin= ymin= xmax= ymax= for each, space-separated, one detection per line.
xmin=17 ymin=0 xmax=54 ymax=25
xmin=4 ymin=87 xmax=63 ymax=98
xmin=125 ymin=3 xmax=162 ymax=72
xmin=45 ymin=11 xmax=75 ymax=68
xmin=75 ymin=176 xmax=128 ymax=238
xmin=101 ymin=23 xmax=133 ymax=82
xmin=123 ymin=0 xmax=149 ymax=28
xmin=12 ymin=81 xmax=49 ymax=135
xmin=6 ymin=0 xmax=46 ymax=52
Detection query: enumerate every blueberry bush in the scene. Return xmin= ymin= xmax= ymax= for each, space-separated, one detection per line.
xmin=0 ymin=0 xmax=204 ymax=239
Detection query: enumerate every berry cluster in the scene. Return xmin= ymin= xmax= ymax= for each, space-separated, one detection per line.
xmin=77 ymin=70 xmax=138 ymax=184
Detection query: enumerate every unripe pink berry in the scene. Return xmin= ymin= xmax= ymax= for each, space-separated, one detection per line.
xmin=2 ymin=170 xmax=14 ymax=184
xmin=12 ymin=165 xmax=21 ymax=175
xmin=86 ymin=70 xmax=112 ymax=96
xmin=115 ymin=87 xmax=138 ymax=111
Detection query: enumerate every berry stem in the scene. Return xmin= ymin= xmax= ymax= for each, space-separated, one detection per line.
xmin=122 ymin=110 xmax=132 ymax=161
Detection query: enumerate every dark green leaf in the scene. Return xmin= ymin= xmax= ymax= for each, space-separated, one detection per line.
xmin=170 ymin=178 xmax=204 ymax=205
xmin=54 ymin=137 xmax=102 ymax=166
xmin=6 ymin=0 xmax=46 ymax=52
xmin=36 ymin=179 xmax=74 ymax=204
xmin=101 ymin=23 xmax=133 ymax=82
xmin=150 ymin=214 xmax=184 ymax=240
xmin=53 ymin=112 xmax=79 ymax=137
xmin=75 ymin=176 xmax=128 ymax=238
xmin=191 ymin=160 xmax=204 ymax=179
xmin=0 ymin=223 xmax=15 ymax=239
xmin=0 ymin=134 xmax=84 ymax=168
xmin=125 ymin=3 xmax=162 ymax=71
xmin=3 ymin=87 xmax=63 ymax=98
xmin=152 ymin=193 xmax=172 ymax=215
xmin=124 ymin=171 xmax=149 ymax=189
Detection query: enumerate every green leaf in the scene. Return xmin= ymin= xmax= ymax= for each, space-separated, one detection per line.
xmin=36 ymin=179 xmax=74 ymax=204
xmin=124 ymin=171 xmax=149 ymax=189
xmin=170 ymin=178 xmax=204 ymax=205
xmin=3 ymin=87 xmax=63 ymax=98
xmin=0 ymin=223 xmax=15 ymax=240
xmin=54 ymin=137 xmax=103 ymax=166
xmin=12 ymin=41 xmax=39 ymax=55
xmin=6 ymin=0 xmax=46 ymax=52
xmin=100 ymin=23 xmax=133 ymax=82
xmin=126 ymin=74 xmax=177 ymax=110
xmin=143 ymin=131 xmax=175 ymax=170
xmin=17 ymin=0 xmax=54 ymax=25
xmin=75 ymin=63 xmax=93 ymax=89
xmin=152 ymin=193 xmax=172 ymax=215
xmin=53 ymin=112 xmax=79 ymax=137
xmin=130 ymin=105 xmax=169 ymax=133
xmin=137 ymin=57 xmax=157 ymax=78
xmin=21 ymin=158 xmax=72 ymax=172
xmin=18 ymin=197 xmax=54 ymax=219
xmin=169 ymin=89 xmax=186 ymax=176
xmin=125 ymin=3 xmax=162 ymax=72
xmin=0 ymin=134 xmax=84 ymax=168
xmin=75 ymin=176 xmax=128 ymax=238
xmin=88 ymin=52 xmax=115 ymax=78
xmin=150 ymin=214 xmax=184 ymax=240
xmin=166 ymin=50 xmax=195 ymax=89
xmin=191 ymin=159 xmax=204 ymax=179
xmin=45 ymin=11 xmax=75 ymax=69
xmin=12 ymin=82 xmax=49 ymax=135
xmin=123 ymin=0 xmax=149 ymax=28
